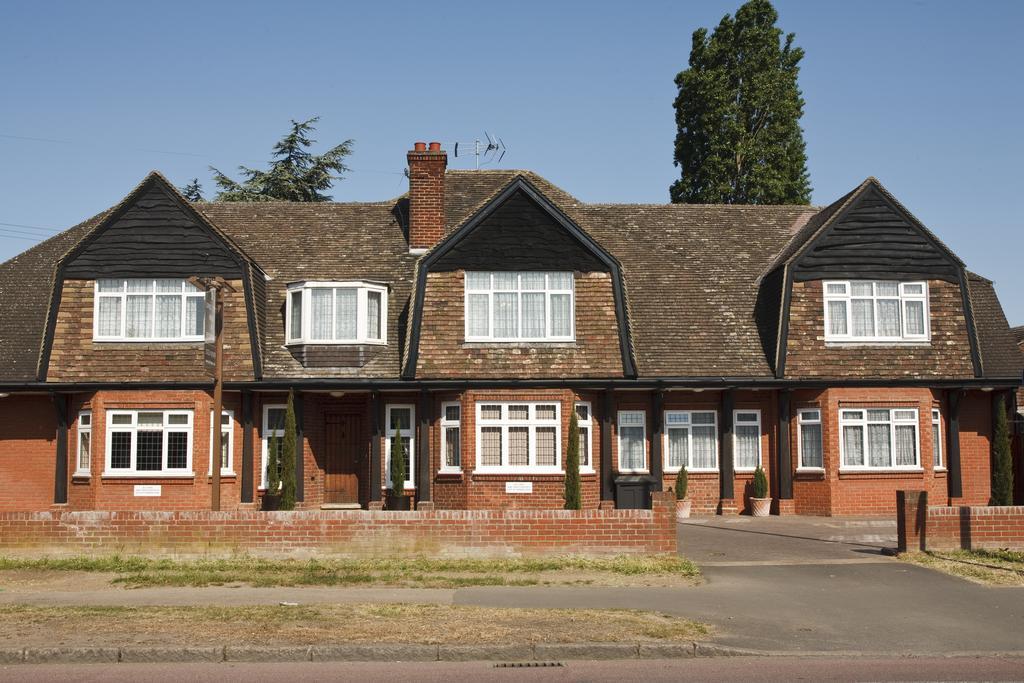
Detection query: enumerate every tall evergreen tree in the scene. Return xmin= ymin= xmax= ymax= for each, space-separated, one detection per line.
xmin=670 ymin=0 xmax=811 ymax=205
xmin=564 ymin=410 xmax=582 ymax=510
xmin=992 ymin=396 xmax=1014 ymax=506
xmin=211 ymin=117 xmax=353 ymax=202
xmin=279 ymin=391 xmax=298 ymax=510
xmin=179 ymin=178 xmax=204 ymax=202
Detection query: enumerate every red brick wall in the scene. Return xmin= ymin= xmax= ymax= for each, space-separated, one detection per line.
xmin=897 ymin=491 xmax=1024 ymax=551
xmin=0 ymin=491 xmax=677 ymax=558
xmin=0 ymin=395 xmax=57 ymax=511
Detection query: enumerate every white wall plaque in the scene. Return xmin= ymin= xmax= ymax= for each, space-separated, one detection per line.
xmin=134 ymin=484 xmax=162 ymax=497
xmin=505 ymin=481 xmax=533 ymax=494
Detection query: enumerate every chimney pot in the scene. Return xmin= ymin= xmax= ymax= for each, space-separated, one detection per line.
xmin=428 ymin=141 xmax=442 ymax=152
xmin=414 ymin=141 xmax=427 ymax=152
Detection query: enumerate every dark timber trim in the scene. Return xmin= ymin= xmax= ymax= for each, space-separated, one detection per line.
xmin=52 ymin=393 xmax=68 ymax=505
xmin=957 ymin=269 xmax=984 ymax=378
xmin=600 ymin=389 xmax=614 ymax=503
xmin=777 ymin=390 xmax=793 ymax=500
xmin=240 ymin=390 xmax=254 ymax=503
xmin=369 ymin=390 xmax=382 ymax=503
xmin=650 ymin=390 xmax=663 ymax=486
xmin=402 ymin=176 xmax=637 ymax=379
xmin=293 ymin=390 xmax=304 ymax=503
xmin=947 ymin=389 xmax=964 ymax=499
xmin=719 ymin=389 xmax=735 ymax=500
xmin=417 ymin=389 xmax=431 ymax=503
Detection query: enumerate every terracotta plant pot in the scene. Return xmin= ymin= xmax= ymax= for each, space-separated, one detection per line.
xmin=749 ymin=497 xmax=772 ymax=517
xmin=675 ymin=499 xmax=692 ymax=521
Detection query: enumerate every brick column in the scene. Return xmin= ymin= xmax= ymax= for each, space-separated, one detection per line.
xmin=896 ymin=490 xmax=928 ymax=552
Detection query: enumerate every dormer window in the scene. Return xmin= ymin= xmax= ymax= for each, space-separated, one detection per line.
xmin=823 ymin=280 xmax=929 ymax=342
xmin=464 ymin=272 xmax=574 ymax=342
xmin=94 ymin=279 xmax=205 ymax=341
xmin=285 ymin=281 xmax=387 ymax=345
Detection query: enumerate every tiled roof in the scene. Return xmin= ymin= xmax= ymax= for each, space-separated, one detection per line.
xmin=966 ymin=273 xmax=1024 ymax=378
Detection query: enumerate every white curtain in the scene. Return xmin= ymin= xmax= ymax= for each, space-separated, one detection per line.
xmin=467 ymin=295 xmax=489 ymax=337
xmin=932 ymin=423 xmax=942 ymax=467
xmin=800 ymin=423 xmax=823 ymax=468
xmin=828 ymin=300 xmax=848 ymax=335
xmin=904 ymin=300 xmax=925 ymax=335
xmin=494 ymin=293 xmax=518 ymax=338
xmin=735 ymin=425 xmax=760 ymax=468
xmin=550 ymin=293 xmax=571 ymax=337
xmin=692 ymin=426 xmax=717 ymax=469
xmin=288 ymin=291 xmax=302 ymax=339
xmin=97 ymin=298 xmax=121 ymax=336
xmin=466 ymin=272 xmax=491 ymax=290
xmin=851 ymin=299 xmax=874 ymax=337
xmin=868 ymin=424 xmax=891 ymax=467
xmin=311 ymin=289 xmax=332 ymax=340
xmin=877 ymin=299 xmax=901 ymax=336
xmin=155 ymin=295 xmax=181 ymax=338
xmin=186 ymin=296 xmax=204 ymax=337
xmin=895 ymin=425 xmax=917 ymax=466
xmin=851 ymin=282 xmax=874 ymax=296
xmin=548 ymin=272 xmax=572 ymax=290
xmin=521 ymin=292 xmax=545 ymax=337
xmin=843 ymin=425 xmax=864 ymax=466
xmin=155 ymin=279 xmax=180 ymax=293
xmin=334 ymin=288 xmax=357 ymax=340
xmin=875 ymin=282 xmax=898 ymax=297
xmin=367 ymin=291 xmax=381 ymax=340
xmin=520 ymin=272 xmax=545 ymax=290
xmin=620 ymin=426 xmax=644 ymax=469
xmin=125 ymin=295 xmax=152 ymax=338
xmin=667 ymin=427 xmax=688 ymax=469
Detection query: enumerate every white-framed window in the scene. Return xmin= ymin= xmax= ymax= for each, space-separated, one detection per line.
xmin=104 ymin=409 xmax=193 ymax=476
xmin=208 ymin=410 xmax=235 ymax=475
xmin=464 ymin=272 xmax=574 ymax=341
xmin=823 ymin=280 xmax=929 ymax=342
xmin=932 ymin=408 xmax=944 ymax=470
xmin=285 ymin=281 xmax=387 ymax=345
xmin=664 ymin=410 xmax=718 ymax=472
xmin=574 ymin=402 xmax=594 ymax=472
xmin=75 ymin=411 xmax=92 ymax=477
xmin=840 ymin=408 xmax=920 ymax=470
xmin=94 ymin=279 xmax=205 ymax=341
xmin=440 ymin=402 xmax=461 ymax=473
xmin=797 ymin=409 xmax=823 ymax=470
xmin=617 ymin=410 xmax=647 ymax=473
xmin=475 ymin=402 xmax=561 ymax=473
xmin=386 ymin=404 xmax=415 ymax=488
xmin=260 ymin=404 xmax=286 ymax=489
xmin=733 ymin=410 xmax=762 ymax=470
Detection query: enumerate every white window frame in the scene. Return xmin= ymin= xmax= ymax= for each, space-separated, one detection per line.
xmin=93 ymin=279 xmax=205 ymax=342
xmin=839 ymin=407 xmax=922 ymax=472
xmin=385 ymin=404 xmax=415 ymax=489
xmin=285 ymin=281 xmax=388 ymax=345
xmin=932 ymin=408 xmax=944 ymax=471
xmin=208 ymin=410 xmax=235 ymax=476
xmin=474 ymin=402 xmax=562 ymax=474
xmin=663 ymin=410 xmax=718 ymax=473
xmin=617 ymin=410 xmax=647 ymax=474
xmin=75 ymin=411 xmax=92 ymax=477
xmin=733 ymin=410 xmax=763 ymax=472
xmin=823 ymin=280 xmax=929 ymax=343
xmin=464 ymin=271 xmax=575 ymax=342
xmin=574 ymin=402 xmax=595 ymax=473
xmin=260 ymin=404 xmax=286 ymax=490
xmin=103 ymin=409 xmax=194 ymax=477
xmin=439 ymin=402 xmax=462 ymax=474
xmin=797 ymin=408 xmax=824 ymax=471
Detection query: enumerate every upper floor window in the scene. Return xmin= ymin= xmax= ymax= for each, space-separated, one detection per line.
xmin=285 ymin=282 xmax=387 ymax=345
xmin=94 ymin=279 xmax=204 ymax=341
xmin=465 ymin=272 xmax=574 ymax=342
xmin=823 ymin=281 xmax=928 ymax=342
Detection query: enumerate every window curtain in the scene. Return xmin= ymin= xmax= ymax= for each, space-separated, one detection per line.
xmin=895 ymin=425 xmax=917 ymax=466
xmin=334 ymin=288 xmax=357 ymax=339
xmin=691 ymin=426 xmax=716 ymax=468
xmin=311 ymin=289 xmax=332 ymax=340
xmin=828 ymin=300 xmax=848 ymax=335
xmin=125 ymin=296 xmax=152 ymax=338
xmin=905 ymin=301 xmax=925 ymax=335
xmin=521 ymin=292 xmax=545 ymax=337
xmin=289 ymin=292 xmax=302 ymax=339
xmin=932 ymin=423 xmax=941 ymax=466
xmin=667 ymin=427 xmax=688 ymax=469
xmin=97 ymin=298 xmax=121 ymax=336
xmin=800 ymin=423 xmax=823 ymax=468
xmin=155 ymin=295 xmax=181 ymax=338
xmin=445 ymin=427 xmax=460 ymax=467
xmin=550 ymin=294 xmax=571 ymax=337
xmin=467 ymin=295 xmax=489 ymax=337
xmin=876 ymin=299 xmax=901 ymax=336
xmin=186 ymin=296 xmax=204 ymax=337
xmin=843 ymin=425 xmax=864 ymax=466
xmin=851 ymin=299 xmax=874 ymax=336
xmin=620 ymin=426 xmax=644 ymax=469
xmin=868 ymin=424 xmax=891 ymax=467
xmin=494 ymin=293 xmax=518 ymax=338
xmin=367 ymin=292 xmax=381 ymax=339
xmin=734 ymin=425 xmax=760 ymax=468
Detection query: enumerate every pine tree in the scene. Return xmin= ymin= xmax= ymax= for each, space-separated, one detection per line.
xmin=670 ymin=0 xmax=811 ymax=205
xmin=389 ymin=429 xmax=407 ymax=505
xmin=179 ymin=178 xmax=204 ymax=202
xmin=564 ymin=409 xmax=582 ymax=510
xmin=992 ymin=396 xmax=1014 ymax=506
xmin=674 ymin=465 xmax=689 ymax=500
xmin=211 ymin=117 xmax=353 ymax=202
xmin=279 ymin=391 xmax=298 ymax=510
xmin=266 ymin=431 xmax=280 ymax=495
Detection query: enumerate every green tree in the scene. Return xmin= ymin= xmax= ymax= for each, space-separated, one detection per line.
xmin=992 ymin=396 xmax=1014 ymax=505
xmin=389 ymin=430 xmax=407 ymax=503
xmin=674 ymin=465 xmax=689 ymax=500
xmin=179 ymin=178 xmax=204 ymax=202
xmin=279 ymin=391 xmax=298 ymax=510
xmin=752 ymin=465 xmax=769 ymax=499
xmin=211 ymin=117 xmax=353 ymax=202
xmin=564 ymin=409 xmax=582 ymax=510
xmin=266 ymin=430 xmax=280 ymax=495
xmin=670 ymin=0 xmax=811 ymax=205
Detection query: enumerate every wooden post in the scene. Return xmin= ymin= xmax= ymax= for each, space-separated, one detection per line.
xmin=777 ymin=390 xmax=793 ymax=500
xmin=947 ymin=389 xmax=963 ymax=500
xmin=650 ymin=389 xmax=664 ymax=490
xmin=211 ymin=289 xmax=224 ymax=511
xmin=294 ymin=390 xmax=304 ymax=503
xmin=720 ymin=389 xmax=735 ymax=502
xmin=600 ymin=389 xmax=614 ymax=506
xmin=417 ymin=390 xmax=432 ymax=507
xmin=52 ymin=393 xmax=68 ymax=505
xmin=369 ymin=390 xmax=383 ymax=507
xmin=240 ymin=390 xmax=254 ymax=503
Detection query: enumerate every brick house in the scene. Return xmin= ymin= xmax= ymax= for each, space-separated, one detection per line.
xmin=0 ymin=142 xmax=1020 ymax=515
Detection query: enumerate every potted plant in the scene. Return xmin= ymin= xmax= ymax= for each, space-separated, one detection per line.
xmin=674 ymin=465 xmax=691 ymax=520
xmin=750 ymin=465 xmax=771 ymax=517
xmin=386 ymin=429 xmax=410 ymax=511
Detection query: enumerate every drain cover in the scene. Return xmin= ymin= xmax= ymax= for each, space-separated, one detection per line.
xmin=494 ymin=662 xmax=564 ymax=668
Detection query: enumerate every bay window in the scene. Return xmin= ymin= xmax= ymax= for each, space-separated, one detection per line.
xmin=665 ymin=410 xmax=718 ymax=472
xmin=104 ymin=409 xmax=193 ymax=476
xmin=475 ymin=402 xmax=561 ymax=473
xmin=797 ymin=409 xmax=824 ymax=469
xmin=823 ymin=281 xmax=928 ymax=342
xmin=440 ymin=402 xmax=461 ymax=473
xmin=386 ymin=404 xmax=415 ymax=488
xmin=285 ymin=281 xmax=387 ymax=345
xmin=733 ymin=410 xmax=762 ymax=470
xmin=94 ymin=279 xmax=204 ymax=341
xmin=840 ymin=408 xmax=920 ymax=470
xmin=464 ymin=272 xmax=574 ymax=341
xmin=617 ymin=410 xmax=646 ymax=473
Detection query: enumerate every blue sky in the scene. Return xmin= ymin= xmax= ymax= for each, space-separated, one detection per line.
xmin=1 ymin=0 xmax=1021 ymax=323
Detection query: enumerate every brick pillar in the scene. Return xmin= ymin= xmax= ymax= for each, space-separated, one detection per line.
xmin=407 ymin=142 xmax=447 ymax=253
xmin=896 ymin=490 xmax=928 ymax=552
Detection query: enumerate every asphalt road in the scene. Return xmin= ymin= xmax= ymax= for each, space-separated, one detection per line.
xmin=3 ymin=657 xmax=1022 ymax=682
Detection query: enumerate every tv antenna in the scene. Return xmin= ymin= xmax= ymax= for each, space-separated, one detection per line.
xmin=453 ymin=132 xmax=507 ymax=169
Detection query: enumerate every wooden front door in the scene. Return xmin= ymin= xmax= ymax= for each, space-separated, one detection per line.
xmin=324 ymin=412 xmax=362 ymax=505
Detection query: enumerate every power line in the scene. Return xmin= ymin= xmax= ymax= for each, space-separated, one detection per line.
xmin=0 ymin=221 xmax=59 ymax=233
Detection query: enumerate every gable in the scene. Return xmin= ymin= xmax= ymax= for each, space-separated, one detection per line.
xmin=430 ymin=189 xmax=607 ymax=272
xmin=62 ymin=180 xmax=244 ymax=278
xmin=791 ymin=185 xmax=960 ymax=282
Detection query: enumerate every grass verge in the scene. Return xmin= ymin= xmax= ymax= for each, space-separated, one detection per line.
xmin=0 ymin=554 xmax=700 ymax=589
xmin=900 ymin=549 xmax=1024 ymax=586
xmin=0 ymin=603 xmax=709 ymax=647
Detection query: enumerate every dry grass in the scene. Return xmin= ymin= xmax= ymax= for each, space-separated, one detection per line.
xmin=0 ymin=603 xmax=709 ymax=648
xmin=0 ymin=554 xmax=700 ymax=589
xmin=901 ymin=549 xmax=1024 ymax=586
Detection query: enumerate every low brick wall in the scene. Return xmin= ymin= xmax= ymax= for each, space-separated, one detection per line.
xmin=0 ymin=492 xmax=676 ymax=559
xmin=897 ymin=490 xmax=1024 ymax=552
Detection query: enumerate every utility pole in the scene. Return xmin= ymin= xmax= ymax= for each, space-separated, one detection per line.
xmin=189 ymin=276 xmax=236 ymax=511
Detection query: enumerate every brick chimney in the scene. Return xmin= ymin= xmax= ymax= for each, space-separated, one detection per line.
xmin=407 ymin=141 xmax=447 ymax=253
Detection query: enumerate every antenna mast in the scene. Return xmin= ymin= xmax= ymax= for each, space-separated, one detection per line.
xmin=453 ymin=132 xmax=507 ymax=169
